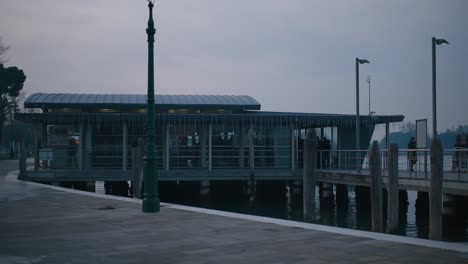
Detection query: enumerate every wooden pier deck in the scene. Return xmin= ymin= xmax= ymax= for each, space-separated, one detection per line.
xmin=1 ymin=160 xmax=468 ymax=263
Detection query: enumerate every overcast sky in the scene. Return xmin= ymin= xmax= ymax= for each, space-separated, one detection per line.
xmin=1 ymin=0 xmax=467 ymax=134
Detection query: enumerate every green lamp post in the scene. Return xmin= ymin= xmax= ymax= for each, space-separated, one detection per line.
xmin=143 ymin=0 xmax=160 ymax=213
xmin=432 ymin=37 xmax=449 ymax=140
xmin=355 ymin=58 xmax=369 ymax=172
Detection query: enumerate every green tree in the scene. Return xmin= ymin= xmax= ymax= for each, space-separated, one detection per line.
xmin=0 ymin=38 xmax=27 ymax=137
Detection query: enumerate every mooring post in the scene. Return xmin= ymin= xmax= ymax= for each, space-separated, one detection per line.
xmin=303 ymin=129 xmax=317 ymax=222
xmin=429 ymin=138 xmax=443 ymax=240
xmin=387 ymin=144 xmax=399 ymax=234
xmin=369 ymin=141 xmax=383 ymax=232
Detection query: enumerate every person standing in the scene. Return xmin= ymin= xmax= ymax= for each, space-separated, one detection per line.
xmin=407 ymin=137 xmax=417 ymax=172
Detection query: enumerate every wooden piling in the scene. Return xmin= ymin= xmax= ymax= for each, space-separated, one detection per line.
xmin=303 ymin=129 xmax=317 ymax=222
xmin=369 ymin=141 xmax=383 ymax=232
xmin=386 ymin=144 xmax=399 ymax=234
xmin=429 ymin=138 xmax=443 ymax=240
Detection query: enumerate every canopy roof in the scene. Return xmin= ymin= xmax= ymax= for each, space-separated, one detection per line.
xmin=16 ymin=112 xmax=404 ymax=128
xmin=24 ymin=93 xmax=261 ymax=111
xmin=18 ymin=93 xmax=404 ymax=128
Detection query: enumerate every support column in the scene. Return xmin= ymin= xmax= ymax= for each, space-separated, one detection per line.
xmin=331 ymin=127 xmax=335 ymax=168
xmin=200 ymin=125 xmax=207 ymax=169
xmin=385 ymin=122 xmax=389 ymax=170
xmin=443 ymin=194 xmax=457 ymax=216
xmin=239 ymin=124 xmax=245 ymax=168
xmin=291 ymin=124 xmax=295 ymax=170
xmin=200 ymin=180 xmax=210 ymax=196
xmin=303 ymin=129 xmax=317 ymax=222
xmin=321 ymin=183 xmax=333 ymax=199
xmin=42 ymin=122 xmax=48 ymax=168
xmin=370 ymin=141 xmax=383 ymax=232
xmin=387 ymin=144 xmax=399 ymax=234
xmin=86 ymin=123 xmax=92 ymax=170
xmin=34 ymin=123 xmax=40 ymax=171
xmin=122 ymin=122 xmax=127 ymax=171
xmin=164 ymin=124 xmax=170 ymax=170
xmin=208 ymin=123 xmax=212 ymax=171
xmin=292 ymin=180 xmax=302 ymax=196
xmin=247 ymin=126 xmax=255 ymax=200
xmin=385 ymin=123 xmax=389 ymax=150
xmin=79 ymin=123 xmax=86 ymax=171
xmin=430 ymin=139 xmax=443 ymax=240
xmin=336 ymin=184 xmax=348 ymax=204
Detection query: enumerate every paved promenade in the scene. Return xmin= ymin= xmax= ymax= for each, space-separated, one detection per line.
xmin=1 ymin=160 xmax=467 ymax=263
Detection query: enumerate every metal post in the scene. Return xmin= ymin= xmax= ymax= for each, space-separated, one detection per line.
xmin=356 ymin=58 xmax=361 ymax=172
xmin=79 ymin=123 xmax=85 ymax=171
xmin=122 ymin=121 xmax=127 ymax=171
xmin=432 ymin=37 xmax=437 ymax=139
xmin=34 ymin=123 xmax=39 ymax=171
xmin=201 ymin=125 xmax=207 ymax=168
xmin=208 ymin=123 xmax=212 ymax=171
xmin=86 ymin=123 xmax=92 ymax=170
xmin=165 ymin=124 xmax=170 ymax=170
xmin=356 ymin=58 xmax=360 ymax=153
xmin=142 ymin=0 xmax=159 ymax=213
xmin=239 ymin=124 xmax=245 ymax=168
xmin=291 ymin=124 xmax=295 ymax=170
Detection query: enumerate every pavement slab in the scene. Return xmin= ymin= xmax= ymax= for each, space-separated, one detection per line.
xmin=1 ymin=160 xmax=467 ymax=263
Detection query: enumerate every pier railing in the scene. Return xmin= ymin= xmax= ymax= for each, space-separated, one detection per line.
xmin=315 ymin=148 xmax=468 ymax=182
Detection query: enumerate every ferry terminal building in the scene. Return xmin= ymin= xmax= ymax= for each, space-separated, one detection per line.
xmin=16 ymin=93 xmax=403 ymax=186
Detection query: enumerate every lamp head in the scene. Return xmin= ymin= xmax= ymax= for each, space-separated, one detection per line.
xmin=358 ymin=59 xmax=370 ymax=64
xmin=148 ymin=0 xmax=155 ymax=7
xmin=434 ymin=38 xmax=449 ymax=45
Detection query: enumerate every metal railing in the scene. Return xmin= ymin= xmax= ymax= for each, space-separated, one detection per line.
xmin=314 ymin=148 xmax=468 ymax=182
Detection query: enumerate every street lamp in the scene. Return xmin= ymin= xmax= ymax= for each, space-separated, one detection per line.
xmin=432 ymin=37 xmax=449 ymax=139
xmin=356 ymin=58 xmax=369 ymax=171
xmin=143 ymin=0 xmax=160 ymax=213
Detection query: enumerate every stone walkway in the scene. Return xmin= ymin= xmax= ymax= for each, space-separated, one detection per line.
xmin=1 ymin=160 xmax=467 ymax=263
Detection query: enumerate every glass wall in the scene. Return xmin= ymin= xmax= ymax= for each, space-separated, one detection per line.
xmin=46 ymin=124 xmax=80 ymax=169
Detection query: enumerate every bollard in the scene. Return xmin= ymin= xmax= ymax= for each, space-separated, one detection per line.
xmin=429 ymin=138 xmax=443 ymax=240
xmin=303 ymin=129 xmax=317 ymax=222
xmin=369 ymin=141 xmax=383 ymax=232
xmin=386 ymin=144 xmax=399 ymax=234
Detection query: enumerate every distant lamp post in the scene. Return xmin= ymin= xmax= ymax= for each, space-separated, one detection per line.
xmin=432 ymin=37 xmax=449 ymax=139
xmin=356 ymin=58 xmax=369 ymax=171
xmin=143 ymin=0 xmax=160 ymax=213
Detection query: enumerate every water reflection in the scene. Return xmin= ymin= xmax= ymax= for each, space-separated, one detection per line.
xmin=93 ymin=180 xmax=468 ymax=242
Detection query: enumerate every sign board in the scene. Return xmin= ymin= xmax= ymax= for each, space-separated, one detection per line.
xmin=416 ymin=119 xmax=427 ymax=149
xmin=39 ymin=149 xmax=53 ymax=161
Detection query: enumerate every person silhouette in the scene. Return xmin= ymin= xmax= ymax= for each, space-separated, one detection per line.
xmin=407 ymin=137 xmax=417 ymax=172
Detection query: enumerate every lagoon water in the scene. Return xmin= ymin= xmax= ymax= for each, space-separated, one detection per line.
xmin=96 ymin=180 xmax=468 ymax=242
